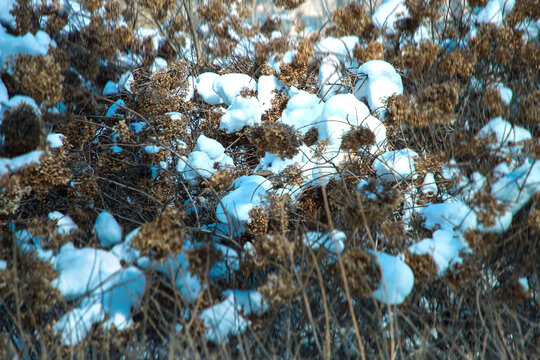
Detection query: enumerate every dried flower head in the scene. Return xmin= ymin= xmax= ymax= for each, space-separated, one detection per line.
xmin=404 ymin=250 xmax=438 ymax=279
xmin=381 ymin=220 xmax=406 ymax=244
xmin=414 ymin=153 xmax=445 ymax=175
xmin=418 ymin=81 xmax=460 ymax=113
xmin=342 ymin=180 xmax=402 ymax=226
xmin=472 ymin=191 xmax=507 ymax=228
xmin=104 ymin=0 xmax=121 ymax=21
xmin=336 ymin=248 xmax=380 ymax=297
xmin=326 ymin=2 xmax=376 ymax=40
xmin=185 ymin=244 xmax=223 ymax=275
xmin=482 ymin=87 xmax=506 ymax=117
xmin=253 ymin=233 xmax=294 ymax=267
xmin=386 ymin=81 xmax=460 ymax=128
xmin=10 ymin=53 xmax=63 ymax=103
xmin=18 ymin=149 xmax=72 ymax=199
xmin=405 ymin=0 xmax=443 ymax=24
xmin=0 ymin=174 xmax=31 ymax=215
xmin=46 ymin=12 xmax=68 ymax=35
xmin=278 ymin=38 xmax=315 ymax=88
xmin=77 ymin=16 xmax=119 ymax=58
xmin=340 ymin=127 xmax=376 ymax=152
xmin=506 ymin=0 xmax=540 ymax=25
xmin=261 ymin=91 xmax=289 ymax=123
xmin=302 ymin=127 xmax=319 ymax=147
xmin=207 ymin=170 xmax=235 ymax=192
xmin=246 ymin=122 xmax=301 ymax=159
xmin=274 ymin=0 xmax=306 ymax=10
xmin=84 ymin=0 xmax=103 ymax=12
xmin=519 ymin=90 xmax=540 ymax=124
xmin=10 ymin=0 xmax=40 ymax=35
xmin=401 ymin=41 xmax=440 ymax=72
xmin=0 ymin=235 xmax=61 ymax=314
xmin=258 ymin=269 xmax=300 ymax=304
xmin=0 ymin=104 xmax=46 ymax=157
xmin=467 ymin=0 xmax=489 ymax=6
xmin=246 ymin=207 xmax=270 ymax=236
xmin=114 ymin=25 xmax=135 ymax=48
xmin=353 ymin=41 xmax=385 ymax=62
xmin=261 ymin=16 xmax=282 ymax=37
xmin=197 ymin=0 xmax=226 ymax=23
xmin=528 ymin=206 xmax=540 ymax=234
xmin=280 ymin=164 xmax=305 ymax=186
xmin=438 ymin=49 xmax=477 ymax=78
xmin=131 ymin=209 xmax=186 ymax=260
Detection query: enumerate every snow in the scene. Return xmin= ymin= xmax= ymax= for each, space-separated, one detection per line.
xmin=106 ymin=99 xmax=125 ymax=117
xmin=258 ymin=74 xmax=283 ymax=112
xmin=515 ymin=18 xmax=540 ymax=41
xmin=353 ymin=60 xmax=403 ymax=114
xmin=280 ymin=90 xmax=324 ymax=134
xmin=491 ymin=159 xmax=540 ymax=215
xmin=48 ymin=211 xmax=78 ymax=235
xmin=222 ymin=289 xmax=268 ymax=316
xmin=0 ymin=150 xmax=43 ymax=176
xmin=196 ymin=72 xmax=223 ymax=105
xmin=0 ymin=260 xmax=6 ymax=270
xmin=310 ymin=145 xmax=347 ymax=187
xmin=518 ymin=277 xmax=529 ymax=294
xmin=52 ymin=243 xmax=119 ymax=300
xmin=0 ymin=28 xmax=52 ymax=63
xmin=178 ymin=152 xmax=217 ymax=182
xmin=135 ymin=28 xmax=163 ymax=51
xmin=184 ymin=76 xmax=196 ymax=102
xmin=155 ymin=250 xmax=202 ymax=303
xmin=129 ymin=121 xmax=147 ymax=133
xmin=314 ymin=36 xmax=359 ymax=62
xmin=144 ymin=145 xmax=161 ymax=154
xmin=1 ymin=95 xmax=40 ymax=115
xmin=220 ymin=95 xmax=262 ymax=133
xmin=318 ymin=55 xmax=342 ymax=100
xmin=408 ymin=229 xmax=469 ymax=274
xmin=478 ymin=117 xmax=531 ymax=147
xmin=194 ymin=134 xmax=226 ymax=160
xmin=150 ymin=57 xmax=168 ymax=74
xmin=118 ymin=71 xmax=134 ymax=93
xmin=200 ymin=292 xmax=251 ymax=344
xmin=0 ymin=0 xmax=17 ymax=29
xmin=177 ymin=134 xmax=234 ymax=184
xmin=413 ymin=25 xmax=431 ymax=44
xmin=47 ymin=133 xmax=65 ymax=148
xmin=372 ymin=148 xmax=418 ymax=182
xmin=94 ymin=210 xmax=122 ymax=247
xmin=51 ymin=243 xmax=146 ymax=344
xmin=103 ymin=80 xmax=118 ymax=96
xmin=421 ymin=200 xmax=478 ymax=233
xmin=0 ymin=78 xmax=8 ymax=104
xmin=216 ymin=175 xmax=271 ymax=234
xmin=210 ymin=244 xmax=240 ymax=279
xmin=318 ymin=93 xmax=387 ymax=152
xmin=111 ymin=228 xmax=141 ymax=264
xmin=372 ymin=0 xmax=409 ymax=35
xmin=476 ymin=0 xmax=515 ymax=27
xmin=213 ymin=73 xmax=257 ymax=105
xmin=494 ymin=83 xmax=512 ymax=105
xmin=369 ymin=251 xmax=414 ymax=305
xmin=54 ymin=302 xmax=105 ymax=346
xmin=303 ymin=230 xmax=345 ymax=255
xmin=421 ymin=173 xmax=437 ymax=197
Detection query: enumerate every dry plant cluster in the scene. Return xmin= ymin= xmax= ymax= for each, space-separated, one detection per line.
xmin=0 ymin=0 xmax=539 ymax=358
